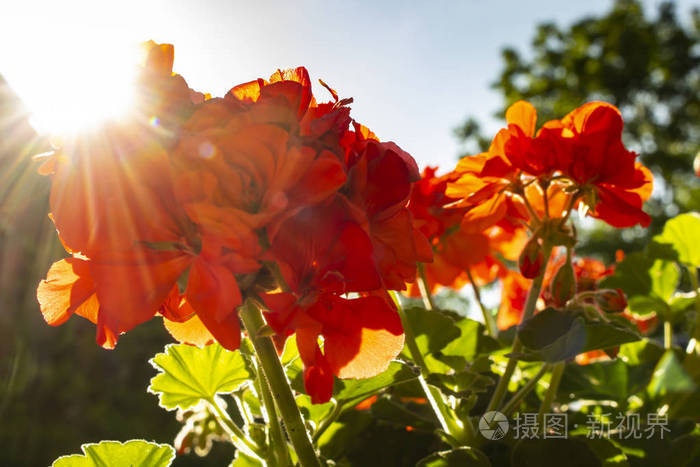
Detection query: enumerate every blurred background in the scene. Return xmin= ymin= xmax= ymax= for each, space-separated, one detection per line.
xmin=1 ymin=0 xmax=698 ymax=465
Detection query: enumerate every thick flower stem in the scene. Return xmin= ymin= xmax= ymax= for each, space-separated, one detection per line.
xmin=664 ymin=320 xmax=673 ymax=350
xmin=395 ymin=300 xmax=475 ymax=446
xmin=466 ymin=268 xmax=497 ymax=338
xmin=537 ymin=362 xmax=565 ymax=433
xmin=486 ymin=247 xmax=551 ymax=413
xmin=255 ymin=363 xmax=292 ymax=467
xmin=501 ymin=363 xmax=550 ymax=416
xmin=240 ymin=301 xmax=321 ymax=467
xmin=417 ymin=263 xmax=436 ymax=310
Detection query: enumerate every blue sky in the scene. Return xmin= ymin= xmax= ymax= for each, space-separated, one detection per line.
xmin=2 ymin=0 xmax=696 ymax=171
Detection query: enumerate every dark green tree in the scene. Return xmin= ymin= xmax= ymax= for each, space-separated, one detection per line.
xmin=456 ymin=0 xmax=700 ymax=259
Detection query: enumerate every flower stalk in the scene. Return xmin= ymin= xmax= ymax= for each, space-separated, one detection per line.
xmin=486 ymin=245 xmax=552 ymax=413
xmin=466 ymin=268 xmax=497 ymax=338
xmin=254 ymin=362 xmax=292 ymax=467
xmin=417 ymin=263 xmax=436 ymax=310
xmin=239 ymin=300 xmax=321 ymax=467
xmin=501 ymin=362 xmax=550 ymax=416
xmin=537 ymin=362 xmax=565 ymax=433
xmin=208 ymin=396 xmax=265 ymax=459
xmin=394 ymin=296 xmax=475 ymax=445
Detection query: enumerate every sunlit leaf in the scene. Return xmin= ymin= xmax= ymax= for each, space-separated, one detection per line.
xmin=296 ymin=394 xmax=335 ymax=427
xmin=653 ymin=213 xmax=700 ymax=267
xmin=618 ymin=340 xmax=664 ymax=366
xmin=148 ymin=343 xmax=252 ymax=410
xmin=627 ymin=296 xmax=668 ymax=317
xmin=436 ymin=316 xmax=500 ymax=370
xmin=601 ymin=253 xmax=679 ymax=309
xmin=647 ymin=350 xmax=696 ymax=398
xmin=560 ymin=359 xmax=629 ymax=401
xmin=399 ymin=307 xmax=461 ymax=359
xmin=333 ymin=361 xmax=418 ymax=405
xmin=231 ymin=451 xmax=265 ymax=467
xmin=52 ymin=440 xmax=175 ymax=467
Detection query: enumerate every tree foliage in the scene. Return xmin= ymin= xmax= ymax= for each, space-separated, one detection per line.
xmin=456 ymin=0 xmax=700 ymax=258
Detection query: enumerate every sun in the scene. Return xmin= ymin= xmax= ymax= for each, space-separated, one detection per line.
xmin=28 ymin=43 xmax=138 ymax=135
xmin=4 ymin=35 xmax=140 ymax=136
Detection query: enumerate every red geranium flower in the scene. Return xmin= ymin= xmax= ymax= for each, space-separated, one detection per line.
xmin=544 ymin=102 xmax=653 ymax=228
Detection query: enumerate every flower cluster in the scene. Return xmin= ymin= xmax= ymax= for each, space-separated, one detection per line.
xmin=36 ymin=42 xmax=429 ymax=403
xmin=404 ymin=100 xmax=653 ymax=344
xmin=36 ymin=42 xmax=656 ymax=406
xmin=407 ymin=167 xmax=526 ymax=294
xmin=447 ymin=101 xmax=653 ymax=233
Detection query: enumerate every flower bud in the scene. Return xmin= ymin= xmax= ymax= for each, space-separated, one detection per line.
xmin=694 ymin=151 xmax=700 ymax=178
xmin=595 ymin=288 xmax=627 ymax=313
xmin=550 ymin=255 xmax=576 ymax=307
xmin=519 ymin=237 xmax=544 ymax=279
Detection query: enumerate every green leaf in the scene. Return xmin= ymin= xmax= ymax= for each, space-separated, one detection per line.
xmin=280 ymin=333 xmax=300 ymax=367
xmin=670 ymin=293 xmax=698 ymax=317
xmin=425 ymin=370 xmax=494 ymax=397
xmin=649 ymin=260 xmax=680 ymax=302
xmin=584 ymin=318 xmax=642 ymax=354
xmin=416 ymin=447 xmax=491 ymax=466
xmin=627 ymin=296 xmax=669 ymax=317
xmin=601 ymin=253 xmax=679 ymax=307
xmin=231 ymin=451 xmax=265 ymax=467
xmin=399 ymin=307 xmax=461 ymax=359
xmin=653 ymin=213 xmax=700 ymax=267
xmin=516 ymin=309 xmax=640 ymax=363
xmin=618 ymin=340 xmax=664 ymax=366
xmin=317 ymin=410 xmax=373 ymax=460
xmin=148 ymin=343 xmax=252 ymax=410
xmin=296 ymin=394 xmax=335 ymax=427
xmin=560 ymin=359 xmax=629 ymax=400
xmin=648 ymin=350 xmax=697 ymax=398
xmin=437 ymin=316 xmax=500 ymax=369
xmin=517 ymin=308 xmax=586 ymax=362
xmin=52 ymin=440 xmax=175 ymax=467
xmin=333 ymin=361 xmax=418 ymax=405
xmin=600 ymin=252 xmax=654 ymax=298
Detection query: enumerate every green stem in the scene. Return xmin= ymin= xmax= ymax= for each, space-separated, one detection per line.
xmin=255 ymin=363 xmax=292 ymax=467
xmin=312 ymin=401 xmax=342 ymax=443
xmin=558 ymin=192 xmax=581 ymax=229
xmin=537 ymin=362 xmax=565 ymax=433
xmin=664 ymin=320 xmax=673 ymax=350
xmin=208 ymin=396 xmax=265 ymax=459
xmin=466 ymin=268 xmax=497 ymax=338
xmin=541 ymin=180 xmax=551 ymax=219
xmin=501 ymin=363 xmax=550 ymax=416
xmin=417 ymin=263 xmax=436 ymax=310
xmin=395 ymin=300 xmax=474 ymax=445
xmin=240 ymin=300 xmax=321 ymax=467
xmin=688 ymin=268 xmax=700 ymax=354
xmin=520 ymin=191 xmax=542 ymax=225
xmin=485 ymin=246 xmax=552 ymax=413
